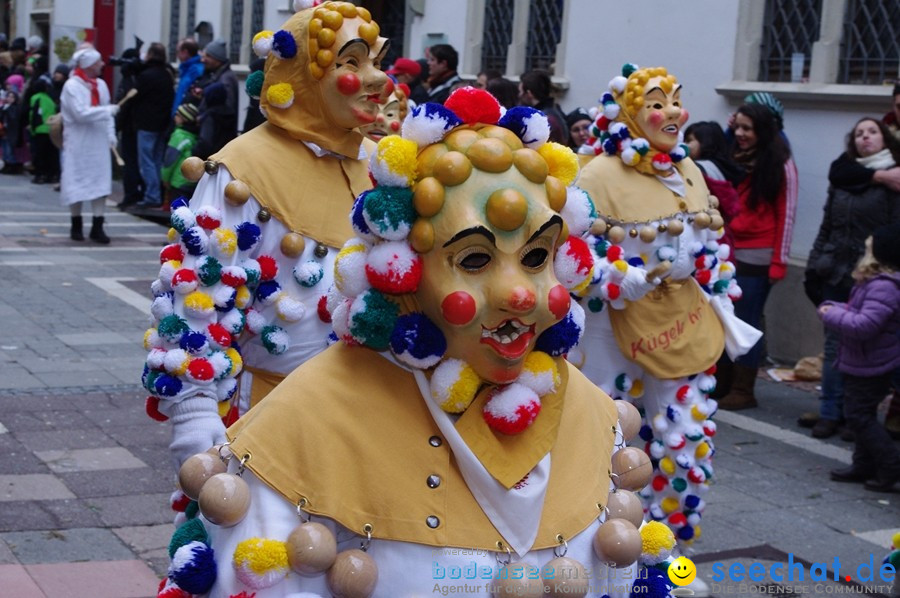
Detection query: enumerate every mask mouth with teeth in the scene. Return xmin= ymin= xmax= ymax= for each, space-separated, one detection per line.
xmin=326 ymin=87 xmax=597 ymax=434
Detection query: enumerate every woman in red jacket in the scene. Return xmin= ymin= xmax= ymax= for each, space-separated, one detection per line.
xmin=718 ymin=103 xmax=798 ymax=409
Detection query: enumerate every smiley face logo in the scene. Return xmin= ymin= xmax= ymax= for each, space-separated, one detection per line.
xmin=668 ymin=556 xmax=696 ymax=586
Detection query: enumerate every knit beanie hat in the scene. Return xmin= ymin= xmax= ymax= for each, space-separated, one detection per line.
xmin=5 ymin=73 xmax=24 ymax=93
xmin=744 ymin=92 xmax=784 ymax=130
xmin=54 ymin=64 xmax=70 ymax=78
xmin=565 ymin=107 xmax=591 ymax=129
xmin=203 ymin=39 xmax=228 ymax=63
xmin=10 ymin=37 xmax=26 ymax=52
xmin=872 ymin=222 xmax=900 ymax=270
xmin=176 ymin=102 xmax=199 ymax=123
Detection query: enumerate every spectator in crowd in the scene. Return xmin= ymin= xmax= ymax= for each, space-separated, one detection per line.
xmin=883 ymin=83 xmax=900 ymax=144
xmin=27 ymin=77 xmax=59 ymax=184
xmin=132 ymin=42 xmax=175 ymax=209
xmin=385 ymin=57 xmax=421 ymax=87
xmin=8 ymin=37 xmax=26 ymax=69
xmin=241 ymin=57 xmax=266 ymax=133
xmin=565 ymin=107 xmax=592 ymax=150
xmin=684 ymin=120 xmax=745 ymax=186
xmin=717 ymin=103 xmax=798 ymax=410
xmin=172 ymin=37 xmax=204 ymax=117
xmin=485 ymin=76 xmax=518 ymax=110
xmin=161 ymin=102 xmax=199 ymax=202
xmin=1 ymin=74 xmax=25 ymax=174
xmin=113 ymin=47 xmax=144 ymax=208
xmin=475 ymin=68 xmax=501 ymax=89
xmin=803 ymin=117 xmax=900 ymax=438
xmin=51 ymin=64 xmax=69 ymax=103
xmin=423 ymin=43 xmax=461 ymax=104
xmin=518 ymin=69 xmax=567 ymax=144
xmin=59 ymin=47 xmax=118 ymax=243
xmin=192 ymin=81 xmax=230 ymax=159
xmin=820 ymin=222 xmax=900 ymax=493
xmin=408 ymin=57 xmax=430 ymax=104
xmin=191 ymin=38 xmax=238 ymax=155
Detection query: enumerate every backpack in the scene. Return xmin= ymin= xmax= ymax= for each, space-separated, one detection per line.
xmin=47 ymin=113 xmax=63 ymax=149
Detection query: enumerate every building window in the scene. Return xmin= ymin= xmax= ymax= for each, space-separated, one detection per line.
xmin=251 ymin=0 xmax=265 ymax=43
xmin=117 ymin=0 xmax=126 ymax=30
xmin=230 ymin=0 xmax=245 ymax=64
xmin=481 ymin=0 xmax=514 ymax=74
xmin=524 ymin=0 xmax=563 ymax=73
xmin=839 ymin=0 xmax=899 ymax=84
xmin=168 ymin=0 xmax=180 ymax=58
xmin=187 ymin=0 xmax=197 ymax=38
xmin=758 ymin=0 xmax=822 ymax=82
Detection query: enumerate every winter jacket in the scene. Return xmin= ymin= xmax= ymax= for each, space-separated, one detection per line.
xmin=728 ymin=158 xmax=799 ymax=280
xmin=807 ymin=160 xmax=900 ymax=290
xmin=195 ymin=63 xmax=238 ymax=142
xmin=820 ymin=272 xmax=900 ymax=376
xmin=29 ymin=90 xmax=56 ymax=135
xmin=172 ymin=55 xmax=204 ymax=117
xmin=133 ymin=61 xmax=175 ymax=132
xmin=160 ymin=125 xmax=197 ymax=191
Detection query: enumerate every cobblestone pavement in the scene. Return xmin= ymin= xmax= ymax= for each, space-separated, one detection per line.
xmin=0 ymin=172 xmax=897 ymax=597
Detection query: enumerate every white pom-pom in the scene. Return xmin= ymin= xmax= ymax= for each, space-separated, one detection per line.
xmin=293 ymin=0 xmax=317 ymax=10
xmin=252 ymin=36 xmax=272 ymax=58
xmin=716 ymin=244 xmax=731 ymax=260
xmin=334 ymin=238 xmax=370 ymax=298
xmin=146 ymin=348 xmax=166 ymax=370
xmin=521 ymin=112 xmax=550 ymax=149
xmin=207 ymin=351 xmax=231 ymax=379
xmin=401 ymin=105 xmax=455 ymax=147
xmin=430 ymin=358 xmax=470 ymax=411
xmin=163 ymin=348 xmax=189 ymax=373
xmin=657 ymin=245 xmax=677 ymax=262
xmin=276 ymin=294 xmax=306 ymax=322
xmin=603 ymin=103 xmax=620 ymax=120
xmin=158 ymin=262 xmax=179 ymax=291
xmin=649 ymin=440 xmax=666 ymax=460
xmin=609 ymin=76 xmax=627 ymax=93
xmin=217 ymin=377 xmax=238 ymax=401
xmin=517 ymin=364 xmax=559 ymax=396
xmin=151 ymin=295 xmax=174 ymax=320
xmin=331 ymin=298 xmax=352 ymax=340
xmin=245 ymin=308 xmax=267 ymax=334
xmin=652 ymin=412 xmax=669 ymax=433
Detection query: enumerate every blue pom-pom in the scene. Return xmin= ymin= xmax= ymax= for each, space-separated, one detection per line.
xmin=666 ymin=405 xmax=682 ymax=423
xmin=534 ymin=308 xmax=583 ymax=356
xmin=627 ymin=256 xmax=645 ymax=267
xmin=179 ymin=331 xmax=208 ymax=355
xmin=631 ymin=567 xmax=671 ymax=598
xmin=684 ymin=494 xmax=701 ymax=509
xmin=170 ymin=196 xmax=189 ymax=211
xmin=327 ymin=331 xmax=339 ymax=345
xmin=602 ymin=137 xmax=618 ymax=155
xmin=181 ymin=227 xmax=207 ymax=256
xmin=677 ymin=525 xmax=695 ymax=540
xmin=235 ymin=222 xmax=261 ymax=252
xmin=169 ymin=541 xmax=217 ymax=594
xmin=639 ymin=424 xmax=654 ymax=441
xmin=402 ymin=103 xmax=463 ymax=146
xmin=390 ymin=312 xmax=447 ymax=369
xmin=272 ymin=29 xmax=297 ymax=59
xmin=350 ymin=190 xmax=375 ymax=241
xmin=498 ymin=106 xmax=549 ymax=147
xmin=255 ymin=280 xmax=281 ymax=303
xmin=154 ymin=374 xmax=183 ymax=397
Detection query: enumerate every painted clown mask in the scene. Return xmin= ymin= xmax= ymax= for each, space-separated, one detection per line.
xmin=359 ymin=86 xmax=408 ymax=142
xmin=633 ymin=75 xmax=687 ymax=153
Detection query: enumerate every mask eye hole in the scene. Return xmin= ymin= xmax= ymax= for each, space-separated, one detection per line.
xmin=521 ymin=247 xmax=548 ymax=271
xmin=456 ymin=250 xmax=491 ymax=272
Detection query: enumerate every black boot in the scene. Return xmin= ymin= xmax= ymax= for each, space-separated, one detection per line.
xmin=89 ymin=216 xmax=110 ymax=244
xmin=70 ymin=216 xmax=84 ymax=241
xmin=717 ymin=365 xmax=759 ymax=410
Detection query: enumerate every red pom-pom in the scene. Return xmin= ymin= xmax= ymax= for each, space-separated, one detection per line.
xmin=365 ymin=245 xmax=423 ymax=294
xmin=595 ymin=116 xmax=610 ymax=131
xmin=257 ymin=255 xmax=278 ymax=281
xmin=444 ymin=87 xmax=502 ymax=125
xmin=187 ymin=358 xmax=214 ymax=381
xmin=652 ymin=154 xmax=672 ymax=168
xmin=160 ymin=243 xmax=185 ymax=264
xmin=606 ymin=245 xmax=623 ymax=262
xmin=695 ymin=270 xmax=712 ymax=285
xmin=482 ymin=385 xmax=541 ymax=435
xmin=317 ymin=294 xmax=332 ymax=323
xmin=694 ymin=256 xmax=708 ymax=270
xmin=668 ymin=512 xmax=687 ymax=527
xmin=651 ymin=475 xmax=669 ymax=491
xmin=704 ymin=364 xmax=717 ymax=375
xmin=158 ymin=578 xmax=191 ymax=598
xmin=606 ymin=283 xmax=621 ymax=300
xmin=687 ymin=466 xmax=706 ymax=484
xmin=195 ymin=213 xmax=221 ymax=230
xmin=170 ymin=490 xmax=191 ymax=512
xmin=207 ymin=323 xmax=232 ymax=349
xmin=702 ymin=420 xmax=717 ymax=437
xmin=675 ymin=385 xmax=692 ymax=404
xmin=171 ymin=268 xmax=198 ymax=289
xmin=222 ymin=403 xmax=240 ymax=427
xmin=145 ymin=396 xmax=169 ymax=422
xmin=220 ymin=267 xmax=247 ymax=288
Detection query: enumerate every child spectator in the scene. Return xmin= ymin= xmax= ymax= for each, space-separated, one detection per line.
xmin=1 ymin=74 xmax=25 ymax=174
xmin=161 ymin=102 xmax=199 ymax=205
xmin=822 ymin=222 xmax=900 ymax=493
xmin=27 ymin=77 xmax=59 ymax=183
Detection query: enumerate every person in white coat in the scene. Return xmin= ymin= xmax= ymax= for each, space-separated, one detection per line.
xmin=59 ymin=47 xmax=118 ymax=243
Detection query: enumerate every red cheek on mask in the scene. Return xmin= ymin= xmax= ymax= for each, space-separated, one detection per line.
xmin=441 ymin=291 xmax=477 ymax=326
xmin=648 ymin=112 xmax=665 ymax=126
xmin=679 ymin=109 xmax=689 ymax=125
xmin=337 ymin=73 xmax=361 ymax=96
xmin=548 ymin=285 xmax=571 ymax=320
xmin=508 ymin=287 xmax=536 ymax=312
xmin=382 ymin=78 xmax=395 ymax=98
xmin=390 ymin=121 xmax=400 ymax=131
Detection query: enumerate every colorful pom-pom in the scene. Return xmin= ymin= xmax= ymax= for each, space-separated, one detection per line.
xmin=554 ymin=236 xmax=594 ymax=293
xmin=169 ymin=518 xmax=210 ymax=558
xmin=232 ymin=537 xmax=290 ymax=589
xmin=559 ymin=186 xmax=596 ymax=238
xmin=390 ymin=312 xmax=447 ymax=369
xmin=196 ymin=256 xmax=222 ymax=286
xmin=181 ymin=226 xmax=209 ymax=256
xmin=483 ymin=383 xmax=541 ymax=435
xmin=276 ymin=294 xmax=306 ymax=322
xmin=194 ymin=206 xmax=222 ymax=230
xmin=430 ymin=358 xmax=480 ymax=413
xmin=235 ymin=222 xmax=262 ymax=252
xmin=498 ymin=106 xmax=549 ymax=149
xmin=171 ymin=268 xmax=199 ymax=295
xmin=266 ymin=82 xmax=295 ymax=109
xmin=293 ymin=260 xmax=324 ymax=288
xmin=169 ymin=541 xmax=217 ymax=595
xmin=538 ymin=142 xmax=578 ymax=185
xmin=210 ymin=228 xmax=237 ymax=258
xmin=365 ymin=241 xmax=423 ymax=294
xmin=260 ymin=325 xmax=289 ymax=355
xmin=160 ymin=243 xmax=185 ymax=264
xmin=184 ymin=291 xmax=215 ymax=318
xmin=334 ymin=238 xmax=370 ymax=297
xmin=220 ymin=265 xmax=247 ymax=288
xmin=171 ymin=206 xmax=196 ymax=234
xmin=401 ymin=103 xmax=463 ymax=147
xmin=363 ymin=186 xmax=416 ymax=241
xmin=371 ymin=136 xmax=419 ymax=187
xmin=640 ymin=521 xmax=676 ymax=565
xmin=245 ymin=70 xmax=265 ymax=99
xmin=534 ymin=302 xmax=584 ymax=356
xmin=158 ymin=314 xmax=189 ymax=342
xmin=271 ymin=29 xmax=297 ymax=59
xmin=517 ymin=351 xmax=560 ymax=396
xmin=444 ymin=86 xmax=502 ymax=125
xmin=252 ymin=31 xmax=274 ymax=58
xmin=348 ymin=289 xmax=399 ymax=350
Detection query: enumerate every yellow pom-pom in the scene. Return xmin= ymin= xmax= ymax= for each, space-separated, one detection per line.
xmin=695 ymin=441 xmax=710 ymax=459
xmin=690 ymin=404 xmax=705 ymax=421
xmin=375 ymin=135 xmax=419 ymax=187
xmin=211 ymin=228 xmax=237 ymax=258
xmin=640 ymin=520 xmax=676 ymax=558
xmin=660 ymin=496 xmax=679 ymax=514
xmin=167 ymin=227 xmax=178 ymax=242
xmin=184 ymin=291 xmax=215 ymax=317
xmin=252 ymin=31 xmax=274 ymax=58
xmin=334 ymin=240 xmax=368 ymax=295
xmin=266 ymin=82 xmax=295 ymax=109
xmin=432 ymin=360 xmax=481 ymax=413
xmin=235 ymin=285 xmax=252 ymax=309
xmin=537 ymin=142 xmax=579 ymax=186
xmin=169 ymin=353 xmax=190 ymax=376
xmin=225 ymin=347 xmax=243 ymax=376
xmin=626 ymin=152 xmax=641 ymax=166
xmin=233 ymin=537 xmax=289 ymax=589
xmin=659 ymin=456 xmax=675 ymax=475
xmin=628 ymin=379 xmax=645 ymax=399
xmin=613 ymin=259 xmax=628 ymax=273
xmin=218 ymin=401 xmax=231 ymax=417
xmin=892 ymin=531 xmax=900 ymax=549
xmin=519 ymin=351 xmax=561 ymax=394
xmin=143 ymin=329 xmax=155 ymax=350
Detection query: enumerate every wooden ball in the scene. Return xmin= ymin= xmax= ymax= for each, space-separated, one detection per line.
xmin=639 ymin=225 xmax=658 ymax=243
xmin=693 ymin=211 xmax=711 ymax=229
xmin=198 ymin=472 xmax=251 ymax=527
xmin=416 ymin=144 xmax=448 ymax=179
xmin=180 ymin=157 xmax=205 ymax=182
xmin=708 ymin=194 xmax=720 ymax=208
xmin=666 ymin=218 xmax=684 ymax=236
xmin=589 ymin=217 xmax=608 ymax=237
xmin=467 ymin=137 xmax=513 ymax=173
xmin=611 ymin=446 xmax=652 ymax=491
xmin=545 ymin=175 xmax=567 ymax=212
xmin=615 ymin=400 xmax=642 ymax=442
xmin=309 ymin=62 xmax=324 ymax=79
xmin=224 ymin=180 xmax=251 ymax=206
xmin=316 ymin=48 xmax=334 ymax=68
xmin=606 ymin=489 xmax=645 ymax=528
xmin=281 ymin=232 xmax=306 ymax=258
xmin=309 ymin=18 xmax=323 ymax=37
xmin=486 ymin=188 xmax=528 ymax=231
xmin=412 ymin=177 xmax=445 ymax=217
xmin=178 ymin=452 xmax=227 ymax=501
xmin=336 ymin=3 xmax=358 ymax=17
xmin=409 ymin=218 xmax=435 ymax=253
xmin=512 ymin=148 xmax=548 ymax=183
xmin=488 ymin=562 xmax=543 ymax=598
xmin=607 ymin=225 xmax=627 ymax=244
xmin=592 ymin=519 xmax=642 ymax=567
xmin=317 ymin=27 xmax=336 ymax=49
xmin=356 ymin=6 xmax=372 ymax=21
xmin=326 ymin=549 xmax=378 ymax=598
xmin=432 ymin=151 xmax=472 ymax=187
xmin=286 ymin=521 xmax=337 ymax=575
xmin=481 ymin=125 xmax=524 ymax=151
xmin=443 ymin=128 xmax=480 ymax=153
xmin=321 ymin=11 xmax=343 ymax=32
xmin=357 ymin=22 xmax=379 ymax=45
xmin=542 ymin=556 xmax=590 ymax=597
xmin=709 ymin=214 xmax=724 ymax=230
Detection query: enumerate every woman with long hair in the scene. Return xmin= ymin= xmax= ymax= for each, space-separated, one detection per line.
xmin=717 ymin=103 xmax=798 ymax=410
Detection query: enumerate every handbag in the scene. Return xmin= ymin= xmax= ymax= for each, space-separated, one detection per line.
xmin=47 ymin=114 xmax=63 ymax=149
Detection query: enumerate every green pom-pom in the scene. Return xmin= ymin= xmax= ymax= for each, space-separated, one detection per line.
xmin=169 ymin=517 xmax=209 ymax=558
xmin=363 ymin=186 xmax=415 ymax=237
xmin=144 ymin=370 xmax=161 ymax=392
xmin=157 ymin=314 xmax=189 ymax=342
xmin=350 ymin=290 xmax=399 ymax=351
xmin=588 ymin=297 xmax=604 ymax=313
xmin=671 ymin=477 xmax=687 ymax=492
xmin=713 ymin=279 xmax=730 ymax=294
xmin=245 ymin=70 xmax=265 ymax=99
xmin=622 ymin=63 xmax=638 ymax=77
xmin=197 ymin=256 xmax=222 ymax=286
xmin=185 ymin=499 xmax=200 ymax=520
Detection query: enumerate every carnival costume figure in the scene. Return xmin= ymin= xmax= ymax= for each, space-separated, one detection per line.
xmin=141 ymin=2 xmax=391 ymax=481
xmin=574 ymin=65 xmax=761 ymax=543
xmin=359 ymin=83 xmax=409 ymax=143
xmin=160 ymin=87 xmax=682 ymax=597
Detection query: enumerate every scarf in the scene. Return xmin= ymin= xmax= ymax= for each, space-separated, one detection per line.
xmin=73 ymin=67 xmax=99 ymax=106
xmin=857 ymin=148 xmax=896 ymax=170
xmin=732 ymin=147 xmax=757 ymax=174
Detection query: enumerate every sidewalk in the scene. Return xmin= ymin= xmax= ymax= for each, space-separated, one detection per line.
xmin=0 ymin=171 xmax=896 ymax=598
